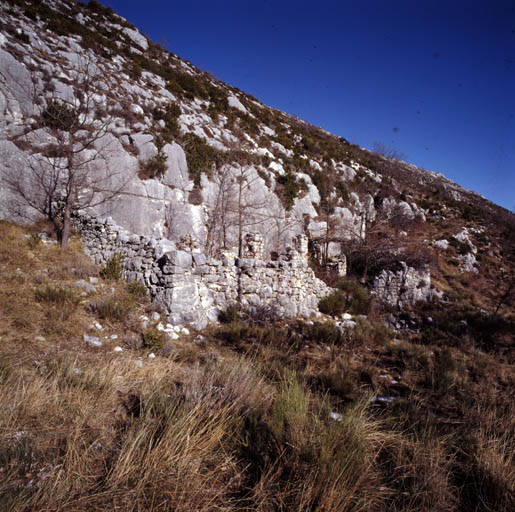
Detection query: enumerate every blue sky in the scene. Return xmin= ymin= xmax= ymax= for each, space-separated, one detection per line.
xmin=104 ymin=0 xmax=515 ymax=210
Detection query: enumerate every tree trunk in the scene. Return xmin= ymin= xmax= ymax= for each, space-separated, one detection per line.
xmin=237 ymin=177 xmax=243 ymax=258
xmin=61 ymin=189 xmax=73 ymax=250
xmin=61 ymin=154 xmax=74 ymax=250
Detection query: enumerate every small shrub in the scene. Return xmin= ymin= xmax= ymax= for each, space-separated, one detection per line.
xmin=449 ymin=236 xmax=470 ymax=255
xmin=427 ymin=348 xmax=458 ymax=394
xmin=27 ymin=233 xmax=42 ymax=249
xmin=304 ymin=321 xmax=344 ymax=346
xmin=269 ymin=371 xmax=309 ymax=442
xmin=352 ymin=317 xmax=392 ymax=346
xmin=245 ymin=303 xmax=280 ymax=326
xmin=183 ymin=133 xmax=222 ymax=186
xmin=41 ymin=99 xmax=77 ymax=131
xmin=218 ymin=303 xmax=241 ymax=324
xmin=336 ymin=278 xmax=373 ymax=315
xmin=318 ymin=291 xmax=347 ymax=317
xmin=316 ymin=367 xmax=356 ymax=399
xmin=139 ymin=153 xmax=167 ymax=180
xmin=385 ymin=340 xmax=429 ymax=369
xmin=102 ymin=253 xmax=124 ymax=281
xmin=153 ymin=102 xmax=181 ymax=140
xmin=188 ymin=188 xmax=203 ymax=205
xmin=142 ymin=327 xmax=165 ymax=350
xmin=276 ymin=171 xmax=308 ymax=210
xmin=88 ymin=296 xmax=135 ymax=322
xmin=216 ymin=320 xmax=249 ymax=347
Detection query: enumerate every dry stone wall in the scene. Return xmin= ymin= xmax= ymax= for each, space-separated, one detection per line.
xmin=74 ymin=213 xmax=332 ymax=328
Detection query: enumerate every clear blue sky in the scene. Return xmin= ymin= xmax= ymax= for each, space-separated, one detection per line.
xmin=104 ymin=0 xmax=515 ymax=211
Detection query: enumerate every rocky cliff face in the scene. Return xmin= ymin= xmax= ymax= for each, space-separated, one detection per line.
xmin=1 ymin=0 xmax=513 ymax=323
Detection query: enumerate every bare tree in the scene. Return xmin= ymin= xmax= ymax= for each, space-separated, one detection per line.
xmin=231 ymin=158 xmax=269 ymax=258
xmin=205 ymin=152 xmax=270 ymax=257
xmin=2 ymin=55 xmax=129 ymax=249
xmin=205 ymin=162 xmax=233 ymax=256
xmin=372 ymin=141 xmax=406 ymax=161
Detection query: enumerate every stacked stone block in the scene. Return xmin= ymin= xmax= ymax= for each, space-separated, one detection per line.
xmin=74 ymin=213 xmax=332 ymax=328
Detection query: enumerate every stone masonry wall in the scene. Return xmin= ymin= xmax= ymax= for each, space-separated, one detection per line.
xmin=74 ymin=214 xmax=332 ymax=328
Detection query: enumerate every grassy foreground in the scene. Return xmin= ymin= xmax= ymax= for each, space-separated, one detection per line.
xmin=0 ymin=221 xmax=513 ymax=511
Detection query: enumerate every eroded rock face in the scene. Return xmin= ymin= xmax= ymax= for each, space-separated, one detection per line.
xmin=371 ymin=262 xmax=442 ymax=309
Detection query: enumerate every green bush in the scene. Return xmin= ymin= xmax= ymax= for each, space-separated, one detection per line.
xmin=183 ymin=133 xmax=222 ymax=186
xmin=27 ymin=233 xmax=42 ymax=249
xmin=318 ymin=291 xmax=347 ymax=317
xmin=318 ymin=279 xmax=372 ymax=316
xmin=316 ymin=367 xmax=355 ymax=399
xmin=449 ymin=236 xmax=470 ymax=255
xmin=303 ymin=321 xmax=344 ymax=346
xmin=35 ymin=285 xmax=79 ymax=306
xmin=35 ymin=285 xmax=80 ymax=320
xmin=139 ymin=153 xmax=167 ymax=180
xmin=153 ymin=102 xmax=181 ymax=141
xmin=102 ymin=253 xmax=124 ymax=281
xmin=427 ymin=348 xmax=458 ymax=395
xmin=352 ymin=317 xmax=392 ymax=346
xmin=218 ymin=303 xmax=241 ymax=324
xmin=42 ymin=100 xmax=77 ymax=131
xmin=276 ymin=171 xmax=308 ymax=210
xmin=336 ymin=279 xmax=372 ymax=315
xmin=142 ymin=327 xmax=165 ymax=350
xmin=269 ymin=372 xmax=309 ymax=442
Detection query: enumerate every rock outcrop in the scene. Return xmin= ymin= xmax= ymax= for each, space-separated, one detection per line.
xmin=371 ymin=262 xmax=442 ymax=309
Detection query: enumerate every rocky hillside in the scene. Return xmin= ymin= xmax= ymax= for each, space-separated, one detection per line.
xmin=0 ymin=0 xmax=514 ymax=317
xmin=0 ymin=2 xmax=514 ymax=511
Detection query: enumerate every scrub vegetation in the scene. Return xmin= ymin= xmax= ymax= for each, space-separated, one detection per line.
xmin=0 ymin=221 xmax=513 ymax=512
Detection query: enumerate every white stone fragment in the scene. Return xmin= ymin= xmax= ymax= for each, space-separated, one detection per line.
xmin=433 ymin=239 xmax=449 ymax=250
xmin=130 ymin=103 xmax=144 ymax=116
xmin=148 ymin=352 xmax=156 ymax=359
xmin=84 ymin=335 xmax=102 ymax=347
xmin=113 ymin=346 xmax=123 ymax=352
xmin=330 ymin=412 xmax=343 ymax=422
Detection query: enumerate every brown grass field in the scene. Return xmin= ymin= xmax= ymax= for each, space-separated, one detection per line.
xmin=0 ymin=221 xmax=513 ymax=511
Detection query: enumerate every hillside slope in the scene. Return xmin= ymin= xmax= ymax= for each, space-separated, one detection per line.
xmin=0 ymin=1 xmax=514 ymax=510
xmin=1 ymin=0 xmax=513 ymax=320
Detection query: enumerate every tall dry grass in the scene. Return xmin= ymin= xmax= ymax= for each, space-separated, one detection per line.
xmin=0 ymin=354 xmax=270 ymax=511
xmin=1 ymin=221 xmax=514 ymax=511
